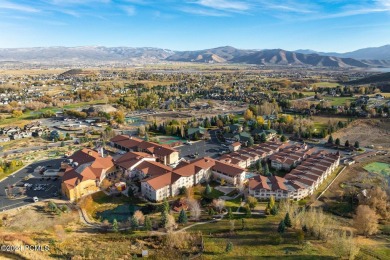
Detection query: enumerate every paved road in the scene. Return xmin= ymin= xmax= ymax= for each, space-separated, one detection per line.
xmin=0 ymin=159 xmax=63 ymax=211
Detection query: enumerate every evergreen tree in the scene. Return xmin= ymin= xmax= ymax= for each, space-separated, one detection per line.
xmin=160 ymin=211 xmax=168 ymax=227
xmin=145 ymin=132 xmax=149 ymax=141
xmin=265 ymin=202 xmax=271 ymax=215
xmin=277 ymin=220 xmax=286 ymax=233
xmin=260 ymin=133 xmax=267 ymax=143
xmin=354 ymin=141 xmax=360 ymax=148
xmin=144 ymin=216 xmax=152 ymax=231
xmin=228 ymin=207 xmax=233 ymax=220
xmin=162 ymin=198 xmax=170 ymax=213
xmin=345 ymin=140 xmax=350 ymax=147
xmin=255 ymin=160 xmax=262 ymax=171
xmin=284 ymin=213 xmax=292 ymax=228
xmin=178 ymin=209 xmax=188 ymax=224
xmin=327 ymin=135 xmax=334 ymax=144
xmin=264 ymin=164 xmax=270 ymax=176
xmin=280 ymin=135 xmax=287 ymax=142
xmin=335 ymin=138 xmax=341 ymax=146
xmin=248 ymin=137 xmax=254 ymax=147
xmin=209 ymin=208 xmax=216 ymax=216
xmin=112 ymin=219 xmax=119 ymax=233
xmin=270 ymin=205 xmax=278 ymax=216
xmin=225 ymin=241 xmax=233 ymax=253
xmin=205 ymin=184 xmax=212 ymax=195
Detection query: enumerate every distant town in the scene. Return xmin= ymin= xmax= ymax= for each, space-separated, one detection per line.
xmin=0 ymin=64 xmax=389 ymax=259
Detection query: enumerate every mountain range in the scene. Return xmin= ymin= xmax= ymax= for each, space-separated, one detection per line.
xmin=0 ymin=45 xmax=390 ymax=68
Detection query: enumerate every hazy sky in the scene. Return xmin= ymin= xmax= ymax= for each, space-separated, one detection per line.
xmin=0 ymin=0 xmax=390 ymax=52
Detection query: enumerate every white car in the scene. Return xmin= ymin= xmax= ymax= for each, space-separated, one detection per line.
xmin=33 ymin=197 xmax=39 ymax=203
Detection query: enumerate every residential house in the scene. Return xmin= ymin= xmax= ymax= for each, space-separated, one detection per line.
xmin=187 ymin=126 xmax=206 ymax=140
xmin=229 ymin=141 xmax=241 ymax=152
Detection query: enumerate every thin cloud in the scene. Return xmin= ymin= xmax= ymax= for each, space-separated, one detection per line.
xmin=0 ymin=1 xmax=40 ymax=13
xmin=122 ymin=6 xmax=136 ymax=16
xmin=180 ymin=6 xmax=229 ymax=16
xmin=192 ymin=0 xmax=250 ymax=11
xmin=49 ymin=0 xmax=111 ymax=5
xmin=263 ymin=3 xmax=315 ymax=14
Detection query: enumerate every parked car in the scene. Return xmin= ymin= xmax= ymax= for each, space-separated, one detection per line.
xmin=33 ymin=197 xmax=39 ymax=203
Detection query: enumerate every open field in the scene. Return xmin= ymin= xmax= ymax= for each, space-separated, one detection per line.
xmin=311 ymin=116 xmax=349 ymax=132
xmin=188 ymin=213 xmax=389 ymax=259
xmin=301 ymin=91 xmax=315 ymax=96
xmin=312 ymin=82 xmax=340 ymax=88
xmin=319 ymin=155 xmax=390 ymax=217
xmin=326 ymin=97 xmax=355 ymax=106
xmin=331 ymin=119 xmax=390 ymax=150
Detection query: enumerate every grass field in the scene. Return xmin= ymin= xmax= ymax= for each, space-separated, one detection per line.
xmin=363 ymin=162 xmax=390 ymax=177
xmin=301 ymin=91 xmax=315 ymax=96
xmin=312 ymin=82 xmax=340 ymax=88
xmin=0 ymin=100 xmax=107 ymax=126
xmin=311 ymin=116 xmax=349 ymax=133
xmin=326 ymin=97 xmax=355 ymax=106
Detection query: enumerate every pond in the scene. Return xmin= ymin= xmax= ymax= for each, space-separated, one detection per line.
xmin=245 ymin=172 xmax=258 ymax=179
xmin=95 ymin=204 xmax=140 ymax=223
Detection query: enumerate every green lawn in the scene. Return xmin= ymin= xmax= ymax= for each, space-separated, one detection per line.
xmin=326 ymin=97 xmax=355 ymax=106
xmin=225 ymin=196 xmax=243 ymax=211
xmin=208 ymin=188 xmax=225 ymax=199
xmin=301 ymin=91 xmax=315 ymax=96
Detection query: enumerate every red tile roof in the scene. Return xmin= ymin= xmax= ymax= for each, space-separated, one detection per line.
xmin=144 ymin=172 xmax=181 ymax=190
xmin=248 ymin=175 xmax=270 ymax=190
xmin=212 ymin=161 xmax=245 ymax=177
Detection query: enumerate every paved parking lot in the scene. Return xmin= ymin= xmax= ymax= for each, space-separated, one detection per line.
xmin=176 ymin=140 xmax=228 ymax=160
xmin=0 ymin=159 xmax=63 ymax=211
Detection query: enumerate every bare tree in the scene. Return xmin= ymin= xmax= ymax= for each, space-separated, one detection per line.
xmin=353 ymin=205 xmax=379 ymax=236
xmin=133 ymin=210 xmax=145 ymax=225
xmin=332 ymin=230 xmax=360 ymax=260
xmin=361 ymin=187 xmax=388 ymax=219
xmin=6 ymin=184 xmax=13 ymax=198
xmin=212 ymin=199 xmax=225 ymax=213
xmin=187 ymin=199 xmax=201 ymax=221
xmin=19 ymin=187 xmax=26 ymax=196
xmin=165 ymin=214 xmax=177 ymax=231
